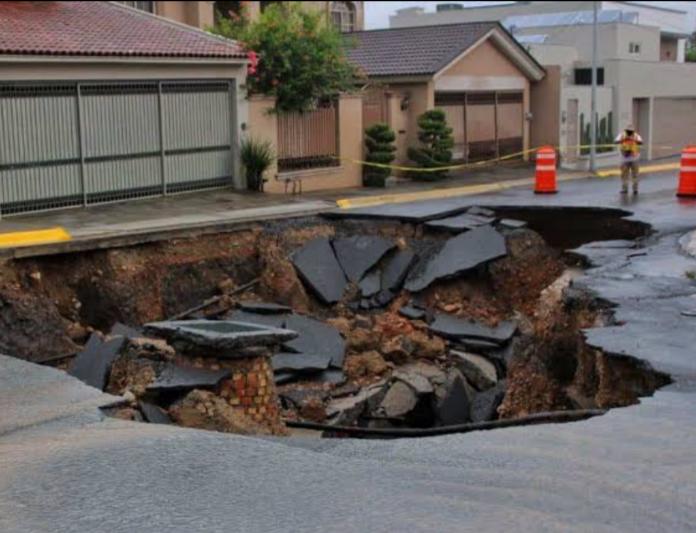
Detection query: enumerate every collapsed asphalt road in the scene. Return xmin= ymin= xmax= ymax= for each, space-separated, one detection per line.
xmin=1 ymin=172 xmax=696 ymax=532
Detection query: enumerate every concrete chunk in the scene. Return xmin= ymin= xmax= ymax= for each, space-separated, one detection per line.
xmin=434 ymin=370 xmax=472 ymax=425
xmin=332 ymin=235 xmax=395 ymax=283
xmin=471 ymin=380 xmax=506 ymax=422
xmin=451 ymin=350 xmax=498 ymax=391
xmin=377 ymin=381 xmax=418 ymax=418
xmin=69 ymin=333 xmax=126 ymax=391
xmin=406 ymin=226 xmax=507 ymax=292
xmin=359 ymin=269 xmax=381 ymax=298
xmin=393 ymin=369 xmax=434 ymax=395
xmin=398 ymin=306 xmax=427 ymax=321
xmin=291 ymin=237 xmax=348 ymax=304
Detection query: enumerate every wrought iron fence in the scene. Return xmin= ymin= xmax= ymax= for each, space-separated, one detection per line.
xmin=276 ymin=101 xmax=339 ymax=172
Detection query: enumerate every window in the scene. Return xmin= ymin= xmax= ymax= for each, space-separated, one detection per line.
xmin=629 ymin=42 xmax=641 ymax=54
xmin=117 ymin=1 xmax=154 ymax=12
xmin=331 ymin=1 xmax=356 ymax=33
xmin=574 ymin=68 xmax=605 ymax=86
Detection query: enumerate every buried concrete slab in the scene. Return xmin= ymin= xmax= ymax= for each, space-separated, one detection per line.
xmin=146 ymin=364 xmax=231 ymax=394
xmin=332 ymin=235 xmax=395 ymax=283
xmin=291 ymin=237 xmax=348 ymax=305
xmin=238 ymin=302 xmax=292 ymax=315
xmin=139 ymin=401 xmax=172 ymax=425
xmin=283 ymin=315 xmax=345 ymax=369
xmin=429 ymin=314 xmax=517 ymax=345
xmin=68 ymin=333 xmax=126 ymax=391
xmin=272 ymin=352 xmax=332 ymax=373
xmin=467 ymin=206 xmax=496 ymax=218
xmin=405 ymin=225 xmax=507 ymax=292
xmin=144 ymin=320 xmax=297 ymax=357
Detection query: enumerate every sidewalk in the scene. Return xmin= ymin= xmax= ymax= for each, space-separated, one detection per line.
xmin=0 ymin=159 xmax=676 ymax=258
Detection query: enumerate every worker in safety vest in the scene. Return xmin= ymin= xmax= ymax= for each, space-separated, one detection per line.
xmin=614 ymin=124 xmax=643 ymax=195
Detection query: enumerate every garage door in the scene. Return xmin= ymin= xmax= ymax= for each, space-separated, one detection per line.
xmin=651 ymin=98 xmax=696 ymax=159
xmin=435 ymin=91 xmax=523 ymax=163
xmin=0 ymin=80 xmax=236 ymax=216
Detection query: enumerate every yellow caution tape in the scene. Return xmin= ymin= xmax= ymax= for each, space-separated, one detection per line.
xmin=335 ymin=143 xmax=679 ymax=173
xmin=0 ymin=227 xmax=72 ymax=249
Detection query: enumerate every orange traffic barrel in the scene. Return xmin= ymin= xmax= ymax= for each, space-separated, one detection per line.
xmin=534 ymin=146 xmax=557 ymax=194
xmin=677 ymin=145 xmax=696 ymax=198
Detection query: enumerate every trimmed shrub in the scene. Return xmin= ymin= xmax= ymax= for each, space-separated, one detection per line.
xmin=363 ymin=123 xmax=396 ymax=187
xmin=407 ymin=109 xmax=454 ymax=181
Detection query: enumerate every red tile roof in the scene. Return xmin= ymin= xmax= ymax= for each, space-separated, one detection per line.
xmin=0 ymin=1 xmax=246 ymax=59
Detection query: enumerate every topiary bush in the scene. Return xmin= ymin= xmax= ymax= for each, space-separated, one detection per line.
xmin=407 ymin=109 xmax=454 ymax=181
xmin=363 ymin=123 xmax=396 ymax=187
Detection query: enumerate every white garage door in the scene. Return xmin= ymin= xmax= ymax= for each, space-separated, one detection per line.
xmin=0 ymin=80 xmax=236 ymax=215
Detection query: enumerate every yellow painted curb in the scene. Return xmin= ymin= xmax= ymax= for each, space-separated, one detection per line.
xmin=337 ymin=174 xmax=581 ymax=209
xmin=0 ymin=227 xmax=72 ymax=249
xmin=595 ymin=162 xmax=680 ymax=178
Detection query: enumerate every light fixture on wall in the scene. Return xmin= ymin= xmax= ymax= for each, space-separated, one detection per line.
xmin=400 ymin=94 xmax=410 ymax=111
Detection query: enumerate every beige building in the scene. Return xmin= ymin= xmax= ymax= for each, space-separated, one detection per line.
xmin=390 ymin=1 xmax=696 ymax=167
xmin=118 ymin=1 xmax=364 ymax=32
xmin=0 ymin=1 xmax=248 ymax=215
xmin=347 ymin=22 xmax=545 ymax=168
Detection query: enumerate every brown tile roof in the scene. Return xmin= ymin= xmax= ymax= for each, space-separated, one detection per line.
xmin=0 ymin=1 xmax=246 ymax=59
xmin=345 ymin=22 xmax=500 ymax=77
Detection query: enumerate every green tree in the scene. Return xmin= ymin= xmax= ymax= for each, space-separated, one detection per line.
xmin=687 ymin=31 xmax=696 ymax=62
xmin=210 ymin=3 xmax=359 ymax=113
xmin=363 ymin=123 xmax=396 ymax=187
xmin=407 ymin=109 xmax=454 ymax=181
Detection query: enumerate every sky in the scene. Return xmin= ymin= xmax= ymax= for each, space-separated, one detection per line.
xmin=364 ymin=1 xmax=696 ymax=30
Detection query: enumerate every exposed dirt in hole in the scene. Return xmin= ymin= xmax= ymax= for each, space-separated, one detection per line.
xmin=0 ymin=207 xmax=670 ymax=435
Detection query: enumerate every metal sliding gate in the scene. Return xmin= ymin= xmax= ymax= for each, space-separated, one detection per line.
xmin=0 ymin=80 xmax=236 ymax=216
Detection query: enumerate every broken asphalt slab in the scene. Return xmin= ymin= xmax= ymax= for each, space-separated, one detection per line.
xmin=144 ymin=320 xmax=297 ymax=356
xmin=332 ymin=235 xmax=394 ymax=283
xmin=291 ymin=237 xmax=348 ymax=305
xmin=381 ymin=248 xmax=417 ymax=292
xmin=282 ymin=315 xmax=345 ymax=369
xmin=146 ymin=364 xmax=231 ymax=394
xmin=68 ymin=333 xmax=126 ymax=391
xmin=405 ymin=225 xmax=507 ymax=292
xmin=425 ymin=213 xmax=495 ymax=233
xmin=139 ymin=401 xmax=173 ymax=425
xmin=272 ymin=352 xmax=332 ymax=373
xmin=429 ymin=314 xmax=517 ymax=345
xmin=238 ymin=302 xmax=292 ymax=315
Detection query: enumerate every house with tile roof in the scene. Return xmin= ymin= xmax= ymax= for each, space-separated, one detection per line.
xmin=346 ymin=22 xmax=545 ymax=168
xmin=0 ymin=1 xmax=249 ymax=215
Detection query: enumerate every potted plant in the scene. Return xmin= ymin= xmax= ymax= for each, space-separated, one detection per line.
xmin=241 ymin=137 xmax=275 ymax=192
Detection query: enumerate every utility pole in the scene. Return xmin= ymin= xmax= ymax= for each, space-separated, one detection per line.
xmin=590 ymin=0 xmax=598 ymax=172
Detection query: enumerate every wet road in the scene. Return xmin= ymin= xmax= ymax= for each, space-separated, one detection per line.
xmin=2 ymin=172 xmax=696 ymax=532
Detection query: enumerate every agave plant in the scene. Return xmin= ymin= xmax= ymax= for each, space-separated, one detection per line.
xmin=241 ymin=137 xmax=275 ymax=192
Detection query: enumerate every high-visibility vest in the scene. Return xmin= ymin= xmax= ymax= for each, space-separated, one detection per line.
xmin=618 ymin=133 xmax=640 ymax=156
